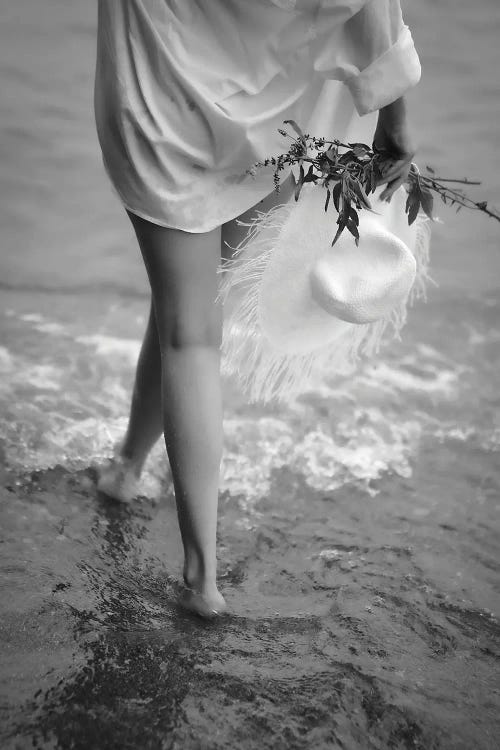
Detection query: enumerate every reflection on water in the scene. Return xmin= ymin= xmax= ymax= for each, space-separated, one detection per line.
xmin=1 ymin=0 xmax=500 ymax=748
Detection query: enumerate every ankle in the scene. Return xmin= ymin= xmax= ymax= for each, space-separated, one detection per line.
xmin=183 ymin=562 xmax=218 ymax=593
xmin=116 ymin=446 xmax=145 ymax=478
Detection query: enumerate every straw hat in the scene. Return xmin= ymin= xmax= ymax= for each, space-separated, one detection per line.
xmin=217 ymin=183 xmax=432 ymax=404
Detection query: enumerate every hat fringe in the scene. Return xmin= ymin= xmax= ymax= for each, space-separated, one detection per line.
xmin=217 ymin=200 xmax=433 ymax=404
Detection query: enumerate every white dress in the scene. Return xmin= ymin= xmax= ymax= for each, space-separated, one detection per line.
xmin=94 ymin=0 xmax=421 ymax=233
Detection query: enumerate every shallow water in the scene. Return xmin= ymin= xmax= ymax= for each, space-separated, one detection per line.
xmin=1 ymin=1 xmax=500 ymax=748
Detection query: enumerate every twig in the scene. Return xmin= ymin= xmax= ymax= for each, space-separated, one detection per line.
xmin=247 ymin=120 xmax=500 ymax=246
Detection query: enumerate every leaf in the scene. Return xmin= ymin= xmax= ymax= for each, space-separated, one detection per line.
xmin=346 ymin=219 xmax=360 ymax=245
xmin=332 ymin=182 xmax=342 ymax=212
xmin=341 ymin=195 xmax=351 ymax=225
xmin=352 ymin=179 xmax=372 ymax=210
xmin=331 ymin=222 xmax=345 ymax=247
xmin=348 ymin=142 xmax=371 ymax=151
xmin=338 ymin=150 xmax=355 ymax=166
xmin=405 ymin=178 xmax=420 ymax=212
xmin=283 ymin=119 xmax=304 ymax=139
xmin=419 ymin=188 xmax=434 ymax=220
xmin=351 ymin=144 xmax=370 ymax=159
xmin=349 ymin=207 xmax=359 ymax=226
xmin=303 ymin=164 xmax=317 ymax=184
xmin=407 ymin=194 xmax=420 ymax=225
xmin=324 ymin=189 xmax=331 ymax=212
xmin=362 ymin=167 xmax=373 ymax=196
xmin=426 ymin=165 xmax=435 ymax=174
xmin=342 ymin=174 xmax=351 ymax=200
xmin=325 ymin=148 xmax=338 ymax=163
xmin=294 ymin=163 xmax=305 ymax=202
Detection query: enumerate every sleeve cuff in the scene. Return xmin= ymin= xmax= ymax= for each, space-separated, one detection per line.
xmin=344 ymin=25 xmax=421 ymax=116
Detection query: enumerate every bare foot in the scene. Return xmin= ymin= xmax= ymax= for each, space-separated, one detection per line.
xmin=97 ymin=453 xmax=142 ymax=503
xmin=178 ymin=584 xmax=228 ymax=620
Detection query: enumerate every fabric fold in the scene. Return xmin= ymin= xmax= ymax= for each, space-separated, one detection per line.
xmin=95 ymin=0 xmax=421 ymax=232
xmin=313 ymin=0 xmax=421 ymax=115
xmin=344 ymin=25 xmax=421 ymax=114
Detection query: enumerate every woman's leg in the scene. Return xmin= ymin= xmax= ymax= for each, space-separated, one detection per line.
xmin=101 ymin=173 xmax=295 ymax=494
xmin=127 ymin=210 xmax=226 ymax=617
xmin=120 ymin=299 xmax=163 ymax=470
xmin=97 ymin=298 xmax=164 ymax=502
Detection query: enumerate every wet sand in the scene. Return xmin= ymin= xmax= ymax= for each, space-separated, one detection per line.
xmin=1 ymin=431 xmax=499 ymax=749
xmin=1 ymin=289 xmax=499 ymax=749
xmin=1 ymin=0 xmax=500 ymax=748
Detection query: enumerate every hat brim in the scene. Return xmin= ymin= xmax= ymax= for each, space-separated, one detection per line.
xmin=258 ymin=184 xmax=418 ymax=355
xmin=218 ymin=184 xmax=431 ymax=403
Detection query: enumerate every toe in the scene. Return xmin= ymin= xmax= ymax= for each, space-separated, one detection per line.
xmin=178 ymin=588 xmax=227 ymax=620
xmin=97 ymin=460 xmax=140 ymax=503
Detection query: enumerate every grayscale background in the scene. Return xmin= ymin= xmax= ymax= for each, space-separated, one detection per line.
xmin=1 ymin=1 xmax=499 ymax=748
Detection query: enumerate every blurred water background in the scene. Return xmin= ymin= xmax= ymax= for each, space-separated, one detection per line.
xmin=0 ymin=1 xmax=499 ymax=748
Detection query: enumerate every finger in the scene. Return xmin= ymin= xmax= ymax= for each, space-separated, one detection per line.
xmin=380 ymin=173 xmax=406 ymax=202
xmin=377 ymin=160 xmax=409 ymax=186
xmin=376 ymin=156 xmax=413 ymax=186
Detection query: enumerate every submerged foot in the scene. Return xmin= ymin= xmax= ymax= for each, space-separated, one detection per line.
xmin=97 ymin=453 xmax=142 ymax=503
xmin=178 ymin=581 xmax=228 ymax=620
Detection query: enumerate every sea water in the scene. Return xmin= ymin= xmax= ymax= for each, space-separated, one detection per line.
xmin=1 ymin=1 xmax=499 ymax=748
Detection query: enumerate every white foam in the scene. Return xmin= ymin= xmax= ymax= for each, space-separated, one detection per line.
xmin=0 ymin=346 xmax=15 ymax=372
xmin=12 ymin=311 xmax=66 ymax=335
xmin=21 ymin=364 xmax=62 ymax=391
xmin=430 ymin=423 xmax=500 ymax=452
xmin=359 ymin=360 xmax=460 ymax=397
xmin=1 ymin=315 xmax=495 ymax=507
xmin=76 ymin=334 xmax=141 ymax=365
xmin=35 ymin=322 xmax=66 ymax=335
xmin=19 ymin=313 xmax=45 ymax=323
xmin=219 ymin=408 xmax=422 ymax=502
xmin=465 ymin=324 xmax=500 ymax=347
xmin=0 ymin=354 xmax=62 ymax=394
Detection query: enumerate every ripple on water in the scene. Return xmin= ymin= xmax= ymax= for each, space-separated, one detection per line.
xmin=0 ymin=307 xmax=499 ymax=507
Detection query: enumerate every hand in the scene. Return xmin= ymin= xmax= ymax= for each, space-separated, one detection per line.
xmin=373 ymin=97 xmax=417 ymax=201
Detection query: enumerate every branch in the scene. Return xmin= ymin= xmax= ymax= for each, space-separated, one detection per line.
xmin=246 ymin=122 xmax=500 ymax=245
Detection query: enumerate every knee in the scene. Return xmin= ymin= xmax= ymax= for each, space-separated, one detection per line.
xmin=157 ymin=306 xmax=223 ymax=351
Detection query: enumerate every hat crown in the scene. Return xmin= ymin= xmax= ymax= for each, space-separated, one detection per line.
xmin=309 ymin=219 xmax=417 ymax=325
xmin=258 ymin=184 xmax=419 ymax=353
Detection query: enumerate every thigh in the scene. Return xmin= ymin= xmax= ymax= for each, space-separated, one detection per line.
xmin=127 ymin=211 xmax=223 ymax=347
xmin=220 ymin=172 xmax=295 ymax=263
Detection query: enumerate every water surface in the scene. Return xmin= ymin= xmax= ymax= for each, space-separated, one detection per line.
xmin=1 ymin=1 xmax=499 ymax=748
